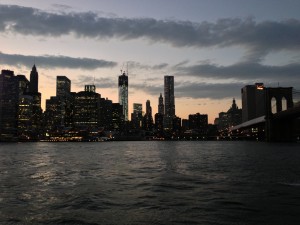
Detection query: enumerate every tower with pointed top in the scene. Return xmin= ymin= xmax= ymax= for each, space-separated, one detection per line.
xmin=118 ymin=71 xmax=128 ymax=121
xmin=29 ymin=64 xmax=38 ymax=93
xmin=158 ymin=93 xmax=164 ymax=115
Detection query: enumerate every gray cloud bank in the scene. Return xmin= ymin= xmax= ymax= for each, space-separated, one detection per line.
xmin=130 ymin=81 xmax=244 ymax=100
xmin=1 ymin=4 xmax=300 ymax=56
xmin=0 ymin=52 xmax=117 ymax=69
xmin=174 ymin=61 xmax=300 ymax=83
xmin=1 ymin=4 xmax=300 ymax=100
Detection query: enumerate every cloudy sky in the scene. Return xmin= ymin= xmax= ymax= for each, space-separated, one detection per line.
xmin=1 ymin=0 xmax=300 ymax=122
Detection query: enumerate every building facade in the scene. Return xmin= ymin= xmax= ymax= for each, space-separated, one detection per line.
xmin=164 ymin=75 xmax=175 ymax=130
xmin=143 ymin=100 xmax=153 ymax=131
xmin=73 ymin=85 xmax=101 ymax=129
xmin=158 ymin=93 xmax=164 ymax=115
xmin=189 ymin=113 xmax=208 ymax=135
xmin=0 ymin=70 xmax=19 ymax=141
xmin=131 ymin=103 xmax=143 ymax=129
xmin=241 ymin=83 xmax=265 ymax=122
xmin=29 ymin=64 xmax=38 ymax=93
xmin=118 ymin=72 xmax=128 ymax=121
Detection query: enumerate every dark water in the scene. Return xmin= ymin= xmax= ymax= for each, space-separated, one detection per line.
xmin=0 ymin=141 xmax=300 ymax=225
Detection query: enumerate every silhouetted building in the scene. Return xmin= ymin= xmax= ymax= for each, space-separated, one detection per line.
xmin=44 ymin=76 xmax=74 ymax=132
xmin=155 ymin=93 xmax=164 ymax=135
xmin=181 ymin=119 xmax=189 ymax=132
xmin=216 ymin=112 xmax=229 ymax=131
xmin=241 ymin=83 xmax=265 ymax=122
xmin=57 ymin=76 xmax=71 ymax=97
xmin=26 ymin=65 xmax=43 ymax=139
xmin=154 ymin=113 xmax=164 ymax=135
xmin=17 ymin=75 xmax=32 ymax=140
xmin=189 ymin=113 xmax=208 ymax=135
xmin=143 ymin=100 xmax=153 ymax=131
xmin=29 ymin=64 xmax=38 ymax=93
xmin=173 ymin=116 xmax=181 ymax=136
xmin=112 ymin=103 xmax=124 ymax=131
xmin=73 ymin=85 xmax=101 ymax=129
xmin=215 ymin=98 xmax=242 ymax=132
xmin=119 ymin=71 xmax=128 ymax=121
xmin=0 ymin=70 xmax=19 ymax=141
xmin=45 ymin=96 xmax=63 ymax=131
xmin=164 ymin=75 xmax=175 ymax=130
xmin=131 ymin=103 xmax=142 ymax=129
xmin=158 ymin=93 xmax=164 ymax=115
xmin=99 ymin=98 xmax=113 ymax=130
xmin=227 ymin=98 xmax=242 ymax=127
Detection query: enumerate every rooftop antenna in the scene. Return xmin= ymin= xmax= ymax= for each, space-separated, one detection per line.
xmin=120 ymin=62 xmax=124 ymax=74
xmin=126 ymin=62 xmax=129 ymax=76
xmin=93 ymin=74 xmax=95 ymax=85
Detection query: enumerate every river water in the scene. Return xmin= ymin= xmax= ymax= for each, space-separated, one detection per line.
xmin=0 ymin=141 xmax=300 ymax=225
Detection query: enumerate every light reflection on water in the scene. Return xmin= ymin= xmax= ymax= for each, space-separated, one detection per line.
xmin=0 ymin=141 xmax=300 ymax=225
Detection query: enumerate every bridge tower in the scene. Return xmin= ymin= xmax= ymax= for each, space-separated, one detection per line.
xmin=265 ymin=87 xmax=294 ymax=141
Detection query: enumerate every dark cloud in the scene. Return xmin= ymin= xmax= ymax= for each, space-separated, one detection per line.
xmin=51 ymin=4 xmax=73 ymax=11
xmin=130 ymin=81 xmax=244 ymax=100
xmin=1 ymin=5 xmax=300 ymax=56
xmin=175 ymin=82 xmax=243 ymax=99
xmin=74 ymin=75 xmax=116 ymax=89
xmin=126 ymin=61 xmax=168 ymax=71
xmin=0 ymin=52 xmax=117 ymax=69
xmin=174 ymin=61 xmax=300 ymax=86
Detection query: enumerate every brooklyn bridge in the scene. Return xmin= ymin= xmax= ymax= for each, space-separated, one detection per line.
xmin=231 ymin=87 xmax=300 ymax=142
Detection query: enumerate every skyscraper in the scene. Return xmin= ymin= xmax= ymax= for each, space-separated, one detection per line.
xmin=131 ymin=103 xmax=143 ymax=129
xmin=0 ymin=70 xmax=19 ymax=141
xmin=73 ymin=85 xmax=101 ymax=129
xmin=241 ymin=83 xmax=265 ymax=122
xmin=164 ymin=75 xmax=175 ymax=130
xmin=27 ymin=65 xmax=42 ymax=139
xmin=158 ymin=93 xmax=164 ymax=115
xmin=146 ymin=100 xmax=152 ymax=116
xmin=143 ymin=100 xmax=153 ymax=131
xmin=56 ymin=76 xmax=71 ymax=97
xmin=118 ymin=71 xmax=128 ymax=121
xmin=29 ymin=64 xmax=38 ymax=93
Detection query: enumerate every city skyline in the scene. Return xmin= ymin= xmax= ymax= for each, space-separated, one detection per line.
xmin=1 ymin=0 xmax=300 ymax=123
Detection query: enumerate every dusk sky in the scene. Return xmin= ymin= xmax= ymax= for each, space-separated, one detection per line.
xmin=1 ymin=0 xmax=300 ymax=123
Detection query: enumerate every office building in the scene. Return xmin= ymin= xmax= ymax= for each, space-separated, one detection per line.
xmin=112 ymin=103 xmax=124 ymax=131
xmin=143 ymin=100 xmax=153 ymax=131
xmin=131 ymin=103 xmax=143 ymax=129
xmin=241 ymin=83 xmax=265 ymax=122
xmin=56 ymin=76 xmax=71 ymax=97
xmin=189 ymin=113 xmax=208 ymax=135
xmin=118 ymin=71 xmax=128 ymax=121
xmin=73 ymin=85 xmax=101 ymax=129
xmin=0 ymin=70 xmax=19 ymax=141
xmin=158 ymin=93 xmax=164 ymax=115
xmin=164 ymin=75 xmax=175 ymax=130
xmin=17 ymin=75 xmax=32 ymax=140
xmin=29 ymin=64 xmax=38 ymax=93
xmin=99 ymin=98 xmax=113 ymax=130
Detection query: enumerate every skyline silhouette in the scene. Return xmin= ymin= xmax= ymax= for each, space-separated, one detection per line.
xmin=1 ymin=1 xmax=300 ymax=123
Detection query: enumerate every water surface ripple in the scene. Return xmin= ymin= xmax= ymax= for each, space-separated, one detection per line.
xmin=1 ymin=141 xmax=300 ymax=225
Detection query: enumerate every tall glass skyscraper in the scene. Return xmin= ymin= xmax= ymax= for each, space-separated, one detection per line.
xmin=164 ymin=75 xmax=175 ymax=130
xmin=118 ymin=71 xmax=128 ymax=121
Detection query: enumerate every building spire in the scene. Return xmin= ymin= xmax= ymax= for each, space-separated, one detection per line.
xmin=29 ymin=64 xmax=38 ymax=93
